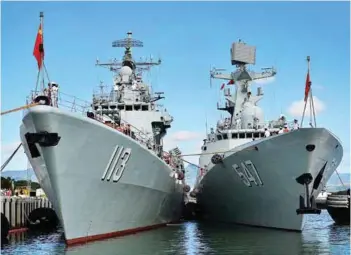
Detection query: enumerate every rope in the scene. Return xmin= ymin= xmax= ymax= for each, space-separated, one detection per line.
xmin=1 ymin=102 xmax=40 ymax=116
xmin=180 ymin=150 xmax=230 ymax=157
xmin=1 ymin=143 xmax=22 ymax=172
xmin=180 ymin=158 xmax=201 ymax=169
xmin=335 ymin=168 xmax=346 ymax=189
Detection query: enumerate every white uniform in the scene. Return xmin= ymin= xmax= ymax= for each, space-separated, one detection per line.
xmin=264 ymin=130 xmax=271 ymax=137
xmin=51 ymin=86 xmax=58 ymax=107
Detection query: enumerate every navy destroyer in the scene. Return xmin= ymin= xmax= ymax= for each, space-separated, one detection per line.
xmin=20 ymin=18 xmax=188 ymax=245
xmin=192 ymin=40 xmax=343 ymax=231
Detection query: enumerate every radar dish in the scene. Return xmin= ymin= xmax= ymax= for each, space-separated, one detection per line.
xmin=112 ymin=35 xmax=143 ymax=49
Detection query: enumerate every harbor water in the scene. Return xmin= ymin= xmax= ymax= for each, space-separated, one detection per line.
xmin=1 ymin=211 xmax=349 ymax=255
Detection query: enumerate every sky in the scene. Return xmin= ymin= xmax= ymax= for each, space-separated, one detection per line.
xmin=1 ymin=1 xmax=350 ymax=175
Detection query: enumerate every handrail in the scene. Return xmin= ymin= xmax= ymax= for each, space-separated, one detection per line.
xmin=25 ymin=90 xmax=161 ymax=154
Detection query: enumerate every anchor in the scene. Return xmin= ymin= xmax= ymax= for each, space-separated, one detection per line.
xmin=296 ymin=173 xmax=321 ymax=215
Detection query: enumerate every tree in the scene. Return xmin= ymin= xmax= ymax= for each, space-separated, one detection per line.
xmin=1 ymin=177 xmax=12 ymax=190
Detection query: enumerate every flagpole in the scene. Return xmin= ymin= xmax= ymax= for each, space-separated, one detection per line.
xmin=40 ymin=11 xmax=45 ymax=92
xmin=34 ymin=12 xmax=44 ymax=94
xmin=300 ymin=56 xmax=310 ymax=127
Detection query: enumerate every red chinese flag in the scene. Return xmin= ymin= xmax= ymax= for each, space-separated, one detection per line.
xmin=304 ymin=71 xmax=310 ymax=102
xmin=220 ymin=83 xmax=225 ymax=90
xmin=33 ymin=24 xmax=44 ymax=69
xmin=227 ymin=79 xmax=235 ymax=85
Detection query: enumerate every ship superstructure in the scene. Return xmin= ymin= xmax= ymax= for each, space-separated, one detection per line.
xmin=20 ymin=30 xmax=188 ymax=245
xmin=193 ymin=40 xmax=343 ymax=231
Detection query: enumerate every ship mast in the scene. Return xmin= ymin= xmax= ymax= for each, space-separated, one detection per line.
xmin=95 ymin=31 xmax=161 ymax=76
xmin=209 ymin=40 xmax=276 ymax=127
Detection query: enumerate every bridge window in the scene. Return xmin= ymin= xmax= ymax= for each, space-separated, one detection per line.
xmin=118 ymin=105 xmax=125 ymax=110
xmin=246 ymin=132 xmax=253 ymax=138
xmin=134 ymin=105 xmax=141 ymax=111
xmin=142 ymin=105 xmax=149 ymax=111
xmin=232 ymin=133 xmax=238 ymax=139
xmin=239 ymin=133 xmax=245 ymax=139
xmin=202 ymin=146 xmax=207 ymax=151
xmin=217 ymin=135 xmax=222 ymax=140
xmin=126 ymin=105 xmax=133 ymax=111
xmin=223 ymin=134 xmax=228 ymax=140
xmin=253 ymin=132 xmax=260 ymax=138
xmin=260 ymin=132 xmax=265 ymax=138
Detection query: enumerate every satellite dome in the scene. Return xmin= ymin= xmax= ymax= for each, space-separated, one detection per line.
xmin=120 ymin=66 xmax=133 ymax=76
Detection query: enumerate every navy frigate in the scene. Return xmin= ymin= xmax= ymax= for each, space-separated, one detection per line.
xmin=20 ymin=31 xmax=188 ymax=245
xmin=192 ymin=40 xmax=343 ymax=231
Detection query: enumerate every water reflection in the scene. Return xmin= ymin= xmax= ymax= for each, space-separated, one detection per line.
xmin=1 ymin=211 xmax=349 ymax=255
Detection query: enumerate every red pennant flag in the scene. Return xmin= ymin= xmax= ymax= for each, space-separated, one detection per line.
xmin=304 ymin=71 xmax=310 ymax=102
xmin=220 ymin=83 xmax=225 ymax=90
xmin=227 ymin=79 xmax=235 ymax=85
xmin=33 ymin=24 xmax=44 ymax=69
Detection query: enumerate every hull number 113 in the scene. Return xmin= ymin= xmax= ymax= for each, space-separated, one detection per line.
xmin=101 ymin=145 xmax=132 ymax=183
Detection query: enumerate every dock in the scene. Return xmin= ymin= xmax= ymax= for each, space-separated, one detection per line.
xmin=1 ymin=196 xmax=54 ymax=238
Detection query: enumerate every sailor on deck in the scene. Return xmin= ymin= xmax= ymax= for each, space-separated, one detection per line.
xmin=278 ymin=127 xmax=284 ymax=134
xmin=292 ymin=119 xmax=300 ymax=130
xmin=264 ymin=128 xmax=271 ymax=137
xmin=283 ymin=124 xmax=289 ymax=133
xmin=50 ymin=82 xmax=59 ymax=107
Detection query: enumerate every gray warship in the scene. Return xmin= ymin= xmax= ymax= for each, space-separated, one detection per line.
xmin=20 ymin=31 xmax=188 ymax=245
xmin=192 ymin=40 xmax=343 ymax=231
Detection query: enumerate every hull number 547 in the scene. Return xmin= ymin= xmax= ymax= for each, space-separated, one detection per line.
xmin=232 ymin=160 xmax=263 ymax=187
xmin=101 ymin=145 xmax=132 ymax=182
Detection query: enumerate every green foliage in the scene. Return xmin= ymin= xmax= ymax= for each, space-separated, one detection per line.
xmin=1 ymin=177 xmax=12 ymax=189
xmin=1 ymin=177 xmax=41 ymax=190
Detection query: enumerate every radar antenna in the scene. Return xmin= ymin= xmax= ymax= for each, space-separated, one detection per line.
xmin=96 ymin=31 xmax=161 ymax=75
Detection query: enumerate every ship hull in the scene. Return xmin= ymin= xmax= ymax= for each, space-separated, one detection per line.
xmin=196 ymin=128 xmax=343 ymax=231
xmin=20 ymin=106 xmax=184 ymax=245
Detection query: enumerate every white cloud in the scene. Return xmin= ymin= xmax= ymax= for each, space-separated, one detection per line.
xmin=170 ymin=130 xmax=202 ymax=142
xmin=287 ymin=96 xmax=326 ymax=118
xmin=1 ymin=141 xmax=28 ymax=171
xmin=253 ymin=76 xmax=276 ymax=85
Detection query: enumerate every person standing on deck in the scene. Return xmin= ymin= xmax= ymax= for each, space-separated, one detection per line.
xmin=292 ymin=119 xmax=300 ymax=130
xmin=283 ymin=124 xmax=289 ymax=133
xmin=264 ymin=128 xmax=271 ymax=137
xmin=278 ymin=127 xmax=284 ymax=134
xmin=51 ymin=83 xmax=59 ymax=107
xmin=47 ymin=83 xmax=52 ymax=106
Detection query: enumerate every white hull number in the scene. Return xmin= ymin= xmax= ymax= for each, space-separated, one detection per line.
xmin=232 ymin=160 xmax=263 ymax=187
xmin=101 ymin=145 xmax=132 ymax=182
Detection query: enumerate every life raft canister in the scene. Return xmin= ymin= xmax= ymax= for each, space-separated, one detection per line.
xmin=183 ymin=185 xmax=190 ymax=193
xmin=211 ymin=154 xmax=223 ymax=165
xmin=177 ymin=171 xmax=185 ymax=180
